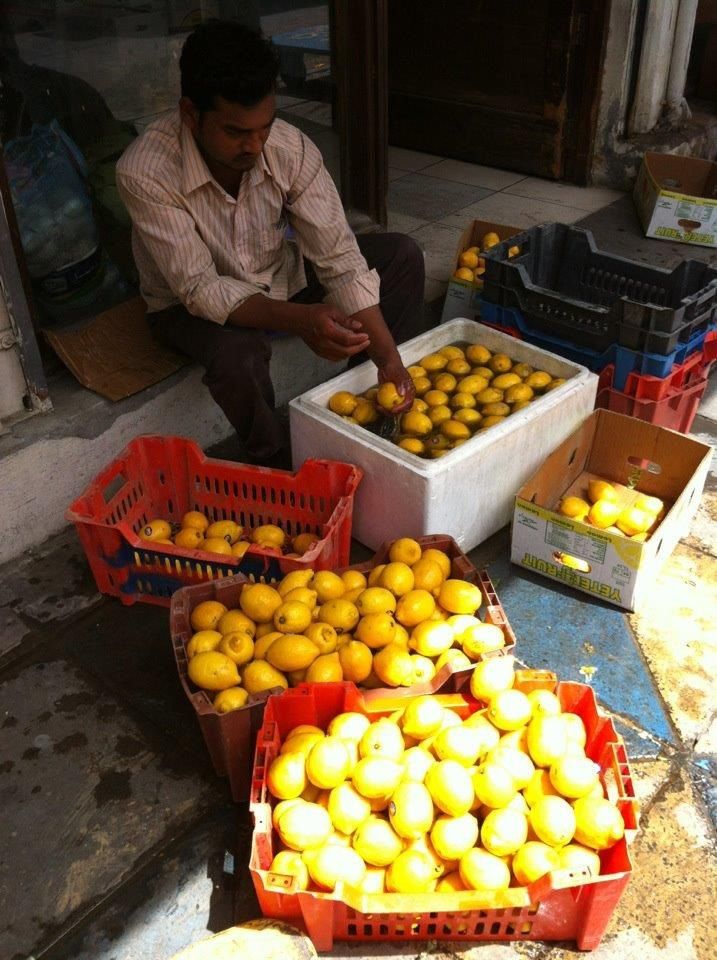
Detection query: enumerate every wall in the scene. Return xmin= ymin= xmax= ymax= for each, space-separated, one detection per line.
xmin=0 ymin=286 xmax=31 ymax=423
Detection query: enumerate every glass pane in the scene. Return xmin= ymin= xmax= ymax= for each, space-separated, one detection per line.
xmin=0 ymin=2 xmax=335 ymax=332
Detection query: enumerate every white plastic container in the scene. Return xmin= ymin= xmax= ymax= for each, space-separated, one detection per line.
xmin=290 ymin=319 xmax=598 ymax=551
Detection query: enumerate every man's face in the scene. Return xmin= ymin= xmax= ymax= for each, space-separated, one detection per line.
xmin=182 ymin=93 xmax=276 ymax=172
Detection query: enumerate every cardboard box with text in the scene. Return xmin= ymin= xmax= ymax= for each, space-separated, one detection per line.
xmin=634 ymin=152 xmax=717 ymax=249
xmin=441 ymin=219 xmax=522 ymax=323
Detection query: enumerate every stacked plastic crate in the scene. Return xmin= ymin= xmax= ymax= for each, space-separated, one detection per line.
xmin=479 ymin=224 xmax=717 ymax=433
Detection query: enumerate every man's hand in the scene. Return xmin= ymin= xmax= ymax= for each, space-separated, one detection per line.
xmin=301 ymin=304 xmax=370 ymax=361
xmin=377 ymin=355 xmax=415 ymax=413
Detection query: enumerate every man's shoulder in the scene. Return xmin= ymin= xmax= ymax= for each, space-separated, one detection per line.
xmin=265 ymin=117 xmax=312 ymax=157
xmin=117 ymin=110 xmax=182 ymax=183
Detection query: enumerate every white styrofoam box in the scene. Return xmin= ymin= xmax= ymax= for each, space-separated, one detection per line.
xmin=289 ymin=319 xmax=598 ymax=551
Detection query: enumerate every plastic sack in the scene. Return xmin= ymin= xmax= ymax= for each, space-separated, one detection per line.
xmin=4 ymin=120 xmax=101 ymax=297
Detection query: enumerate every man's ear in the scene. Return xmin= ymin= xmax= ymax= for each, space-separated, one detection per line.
xmin=179 ymin=96 xmax=200 ymax=134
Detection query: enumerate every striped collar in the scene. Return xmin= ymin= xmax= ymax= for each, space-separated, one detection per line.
xmin=179 ymin=115 xmax=269 ymax=195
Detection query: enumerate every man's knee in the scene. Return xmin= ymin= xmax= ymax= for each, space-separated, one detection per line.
xmin=205 ymin=327 xmax=271 ymax=382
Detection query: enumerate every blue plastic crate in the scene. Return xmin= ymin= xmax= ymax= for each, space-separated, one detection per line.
xmin=479 ymin=301 xmax=708 ymax=390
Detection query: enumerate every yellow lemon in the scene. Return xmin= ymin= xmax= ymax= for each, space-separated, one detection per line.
xmin=563 ymin=712 xmax=588 ymax=748
xmin=218 ymin=631 xmax=255 ymax=667
xmin=461 ymin=712 xmax=501 ymax=756
xmin=378 ymin=562 xmax=415 ymax=597
xmin=412 ymin=376 xmax=432 ymax=396
xmin=434 ymin=372 xmax=458 ymax=393
xmin=573 ymin=795 xmax=625 ymax=849
xmin=385 ymin=538 xmax=421 ymax=566
xmin=340 ymin=569 xmax=367 ymax=593
xmin=388 ymin=782 xmax=435 ymax=839
xmin=216 ymin=609 xmax=255 ymax=637
xmin=549 ymin=754 xmax=601 ymax=799
xmin=439 ymin=344 xmax=466 ymax=360
xmin=633 ymin=493 xmax=664 ymax=516
xmin=328 ymin=391 xmax=359 ymax=415
xmin=139 ymin=518 xmax=172 ymax=542
xmin=376 ymin=381 xmax=405 ymax=412
xmin=480 ymin=807 xmax=528 ymax=857
xmin=190 ymin=600 xmax=228 ymax=632
xmin=487 ymin=689 xmax=532 ymax=731
xmin=430 ymin=812 xmax=479 ymax=861
xmin=338 ymin=640 xmax=373 ymax=682
xmin=202 ymin=537 xmax=233 ymax=555
xmin=458 ymin=250 xmax=480 ymax=269
xmin=522 ymin=768 xmax=560 ymax=807
xmin=398 ymin=437 xmax=426 ymax=456
xmin=587 ymin=499 xmax=621 ymax=529
xmin=328 ymin=711 xmax=371 ymax=742
xmin=453 ymin=407 xmax=482 ymax=428
xmin=276 ymin=801 xmax=332 ymax=851
xmin=491 ymin=372 xmax=521 ymax=390
xmin=252 ymin=630 xmax=282 ymax=660
xmin=266 ymin=635 xmax=320 ymax=672
xmin=472 ymin=761 xmax=516 ymax=809
xmin=420 ymin=548 xmax=451 ymax=580
xmin=292 ymin=532 xmax=320 ymax=555
xmin=587 ymin=479 xmax=618 ymax=504
xmin=372 ymin=643 xmax=414 ymax=687
xmin=504 ymin=383 xmax=534 ymax=403
xmin=239 ymin=583 xmax=283 ymax=623
xmin=527 ymin=714 xmax=568 ymax=768
xmin=409 ymin=654 xmax=436 ymax=686
xmin=278 ymin=569 xmax=314 ymax=597
xmin=424 ymin=388 xmax=450 ymax=408
xmin=241 ymin=660 xmax=288 ymax=695
xmin=433 ymin=724 xmax=485 ymax=767
xmin=464 ymin=343 xmax=491 ymax=365
xmin=480 ymin=401 xmax=510 ymax=417
xmin=357 ymin=586 xmax=397 ymax=616
xmin=386 ymin=850 xmax=436 ymax=893
xmin=305 ymin=737 xmax=352 ymax=789
xmin=327 ymin=781 xmax=371 ymax=834
xmin=545 ymin=377 xmax=566 ymax=391
xmin=286 ymin=725 xmax=324 ymax=741
xmin=529 ymin=795 xmax=576 ymax=846
xmin=282 ymin=586 xmax=318 ymax=612
xmin=470 ymin=656 xmax=515 ymax=701
xmin=181 ymin=510 xmax=209 ymax=533
xmin=305 ymin=652 xmax=343 ymax=684
xmin=358 ymin=867 xmax=387 ymax=893
xmin=302 ymin=621 xmax=338 ymax=654
xmin=267 ymin=751 xmax=307 ymax=800
xmin=425 ymin=760 xmax=474 ymax=816
xmin=427 ymin=405 xmax=452 ymax=428
xmin=481 ymin=231 xmax=500 ymax=251
xmin=213 ymin=687 xmax=248 ymax=713
xmin=359 ymin=720 xmax=405 ymax=760
xmin=487 ymin=353 xmax=512 ymax=373
xmin=527 ymin=689 xmax=562 ymax=717
xmin=400 ymin=411 xmax=432 ymax=438
xmin=400 ymin=696 xmax=445 ymax=740
xmin=525 ymin=371 xmax=552 ymax=390
xmin=355 ymin=612 xmax=398 ymax=649
xmin=556 ymin=843 xmax=602 ymax=876
xmin=438 ymin=579 xmax=482 ymax=614
xmin=305 ymin=844 xmax=367 ymax=892
xmin=420 ymin=352 xmax=449 ymax=372
xmin=272 ymin=600 xmax=313 ymax=634
xmin=268 ymin=850 xmax=310 ymax=891
xmin=231 ymin=541 xmax=250 ymax=559
xmin=186 ymin=629 xmax=222 ymax=658
xmin=173 ymin=527 xmax=204 ymax=550
xmin=461 ymin=622 xmax=505 ymax=658
xmin=409 ymin=620 xmax=454 ymax=657
xmin=512 ymin=841 xmax=561 ymax=885
xmin=187 ymin=651 xmax=240 ymax=691
xmin=205 ymin=520 xmax=242 ymax=544
xmin=280 ymin=731 xmax=324 ymax=756
xmin=352 ymin=756 xmax=403 ymax=798
xmin=410 ymin=558 xmax=445 ymax=595
xmin=252 ymin=524 xmax=285 ymax=549
xmin=408 ymin=364 xmax=427 ymax=378
xmin=459 ymin=848 xmax=510 ymax=892
xmin=487 ymin=746 xmax=534 ymax=790
xmin=350 ymin=816 xmax=402 ymax=868
xmin=616 ymin=506 xmax=653 ymax=537
xmin=352 ymin=399 xmax=378 ymax=426
xmin=394 ymin=589 xmax=436 ymax=627
xmin=309 ymin=570 xmax=345 ymax=603
xmin=437 ymin=871 xmax=467 ymax=892
xmin=400 ymin=746 xmax=436 ymax=783
xmin=440 ymin=419 xmax=471 ymax=441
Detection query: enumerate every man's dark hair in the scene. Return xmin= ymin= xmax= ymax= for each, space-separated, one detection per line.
xmin=180 ymin=20 xmax=279 ymax=112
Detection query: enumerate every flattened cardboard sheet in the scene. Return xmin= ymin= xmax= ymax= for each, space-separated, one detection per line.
xmin=44 ymin=296 xmax=188 ymax=401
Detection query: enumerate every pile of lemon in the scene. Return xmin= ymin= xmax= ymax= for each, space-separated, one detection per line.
xmin=183 ymin=537 xmax=505 ymax=712
xmin=327 ymin=342 xmax=568 ymax=459
xmin=138 ymin=510 xmax=320 ymax=559
xmin=263 ymin=657 xmax=626 ymax=897
xmin=559 ymin=478 xmax=665 ymax=541
xmin=452 ymin=230 xmax=520 ymax=288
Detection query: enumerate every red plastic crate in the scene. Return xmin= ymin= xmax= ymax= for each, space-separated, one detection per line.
xmin=66 ymin=435 xmax=361 ymax=606
xmin=248 ymin=680 xmax=639 ymax=952
xmin=597 ymin=348 xmax=705 ymax=401
xmin=595 ymin=374 xmax=708 ymax=434
xmin=169 ymin=535 xmax=516 ymax=801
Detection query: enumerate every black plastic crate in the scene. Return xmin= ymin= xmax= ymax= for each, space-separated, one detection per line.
xmin=483 ymin=223 xmax=717 ymax=354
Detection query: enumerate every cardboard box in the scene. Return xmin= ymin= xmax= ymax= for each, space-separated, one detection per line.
xmin=441 ymin=219 xmax=522 ymax=323
xmin=290 ymin=319 xmax=598 ymax=551
xmin=634 ymin=152 xmax=717 ymax=248
xmin=511 ymin=409 xmax=712 ymax=610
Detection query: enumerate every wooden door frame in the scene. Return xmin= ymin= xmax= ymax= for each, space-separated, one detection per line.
xmin=332 ymin=0 xmax=387 ymax=229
